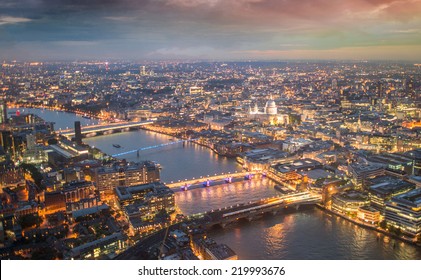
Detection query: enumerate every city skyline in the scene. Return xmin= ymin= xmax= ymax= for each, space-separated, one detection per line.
xmin=0 ymin=59 xmax=420 ymax=260
xmin=1 ymin=0 xmax=421 ymax=61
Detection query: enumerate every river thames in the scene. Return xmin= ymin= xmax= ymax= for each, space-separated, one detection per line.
xmin=17 ymin=108 xmax=421 ymax=259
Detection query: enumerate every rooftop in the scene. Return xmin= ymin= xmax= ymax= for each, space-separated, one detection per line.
xmin=96 ymin=161 xmax=158 ymax=174
xmin=334 ymin=190 xmax=368 ymax=202
xmin=391 ymin=188 xmax=421 ymax=207
xmin=368 ymin=153 xmax=413 ymax=166
xmin=359 ymin=205 xmax=380 ymax=213
xmin=207 ymin=243 xmax=237 ymax=260
xmin=368 ymin=176 xmax=415 ymax=196
xmin=115 ymin=182 xmax=172 ymax=201
xmin=274 ymin=158 xmax=322 ymax=173
xmin=301 ymin=169 xmax=332 ymax=180
xmin=349 ymin=163 xmax=383 ymax=173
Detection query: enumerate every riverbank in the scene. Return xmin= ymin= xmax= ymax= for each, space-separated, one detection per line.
xmin=316 ymin=204 xmax=420 ymax=247
xmin=8 ymin=104 xmax=105 ymax=121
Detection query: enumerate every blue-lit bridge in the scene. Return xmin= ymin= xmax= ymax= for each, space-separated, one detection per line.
xmin=58 ymin=120 xmax=154 ymax=138
xmin=190 ymin=191 xmax=321 ymax=228
xmin=112 ymin=138 xmax=198 ymax=157
xmin=166 ymin=170 xmax=256 ymax=189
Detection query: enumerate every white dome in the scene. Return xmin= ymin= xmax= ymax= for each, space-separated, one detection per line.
xmin=265 ymin=100 xmax=277 ymax=115
xmin=265 ymin=100 xmax=276 ymax=108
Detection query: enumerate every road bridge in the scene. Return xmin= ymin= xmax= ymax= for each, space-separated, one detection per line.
xmin=195 ymin=191 xmax=321 ymax=228
xmin=114 ymin=191 xmax=321 ymax=259
xmin=166 ymin=171 xmax=257 ymax=189
xmin=59 ymin=120 xmax=154 ymax=138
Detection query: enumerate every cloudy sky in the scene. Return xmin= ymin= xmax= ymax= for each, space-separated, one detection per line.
xmin=1 ymin=0 xmax=421 ymax=61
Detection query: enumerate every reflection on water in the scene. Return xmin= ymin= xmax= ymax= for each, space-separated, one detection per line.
xmin=85 ymin=131 xmax=242 ymax=182
xmin=175 ymin=177 xmax=277 ymax=215
xmin=210 ymin=209 xmax=421 ymax=260
xmin=10 ymin=108 xmax=99 ymax=130
xmin=177 ymin=176 xmax=421 ymax=259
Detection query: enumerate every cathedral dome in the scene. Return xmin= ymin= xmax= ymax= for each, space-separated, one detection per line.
xmin=265 ymin=100 xmax=277 ymax=115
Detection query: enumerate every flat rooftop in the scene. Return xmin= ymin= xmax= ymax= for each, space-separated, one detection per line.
xmin=350 ymin=163 xmax=383 ymax=173
xmin=274 ymin=158 xmax=322 ymax=173
xmin=334 ymin=190 xmax=368 ymax=202
xmin=391 ymin=188 xmax=421 ymax=207
xmin=368 ymin=176 xmax=415 ymax=196
xmin=301 ymin=169 xmax=332 ymax=180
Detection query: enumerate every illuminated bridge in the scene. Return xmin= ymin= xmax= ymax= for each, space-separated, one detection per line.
xmin=58 ymin=120 xmax=154 ymax=138
xmin=191 ymin=191 xmax=322 ymax=228
xmin=115 ymin=191 xmax=321 ymax=259
xmin=111 ymin=138 xmax=198 ymax=158
xmin=166 ymin=171 xmax=256 ymax=189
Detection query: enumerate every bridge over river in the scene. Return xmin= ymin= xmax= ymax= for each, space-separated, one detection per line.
xmin=115 ymin=191 xmax=321 ymax=259
xmin=190 ymin=191 xmax=321 ymax=228
xmin=59 ymin=120 xmax=154 ymax=138
xmin=166 ymin=171 xmax=256 ymax=189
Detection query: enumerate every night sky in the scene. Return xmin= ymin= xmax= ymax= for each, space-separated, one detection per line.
xmin=1 ymin=0 xmax=421 ymax=61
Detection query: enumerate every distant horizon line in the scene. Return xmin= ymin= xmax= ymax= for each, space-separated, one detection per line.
xmin=2 ymin=58 xmax=421 ymax=64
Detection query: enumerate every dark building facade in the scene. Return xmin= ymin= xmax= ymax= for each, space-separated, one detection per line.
xmin=74 ymin=121 xmax=82 ymax=145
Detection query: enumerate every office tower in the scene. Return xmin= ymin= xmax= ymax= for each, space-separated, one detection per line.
xmin=74 ymin=121 xmax=82 ymax=145
xmin=0 ymin=102 xmax=7 ymax=124
xmin=332 ymin=79 xmax=338 ymax=90
xmin=140 ymin=66 xmax=146 ymax=76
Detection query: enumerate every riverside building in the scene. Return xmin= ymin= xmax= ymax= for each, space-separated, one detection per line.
xmin=385 ymin=188 xmax=421 ymax=236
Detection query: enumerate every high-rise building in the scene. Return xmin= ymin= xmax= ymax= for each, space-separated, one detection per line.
xmin=332 ymin=79 xmax=338 ymax=90
xmin=0 ymin=130 xmax=12 ymax=151
xmin=0 ymin=102 xmax=7 ymax=124
xmin=140 ymin=66 xmax=146 ymax=76
xmin=74 ymin=121 xmax=82 ymax=145
xmin=376 ymin=81 xmax=383 ymax=98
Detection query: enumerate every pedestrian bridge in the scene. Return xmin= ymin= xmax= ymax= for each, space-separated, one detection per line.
xmin=112 ymin=138 xmax=198 ymax=158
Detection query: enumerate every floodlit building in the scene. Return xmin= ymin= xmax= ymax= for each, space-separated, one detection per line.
xmin=94 ymin=161 xmax=160 ymax=198
xmin=248 ymin=97 xmax=289 ymax=126
xmin=115 ymin=182 xmax=175 ymax=234
xmin=357 ymin=205 xmax=381 ymax=224
xmin=385 ymin=188 xmax=421 ymax=236
xmin=332 ymin=190 xmax=370 ymax=216
xmin=68 ymin=232 xmax=127 ymax=260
